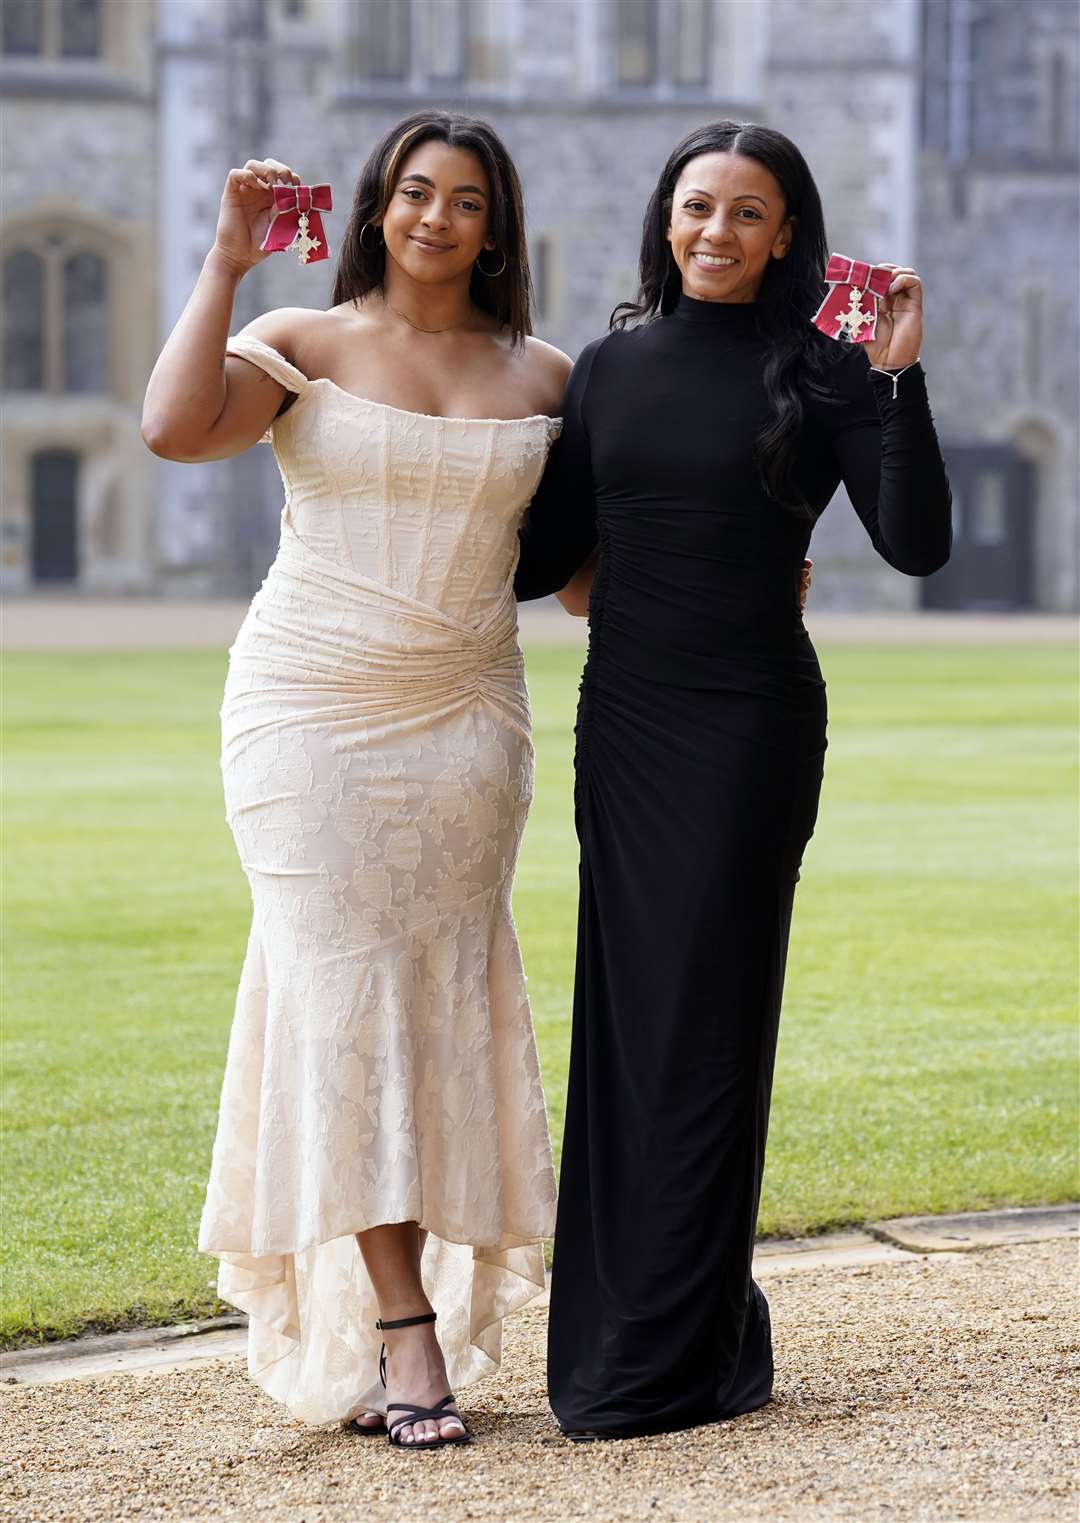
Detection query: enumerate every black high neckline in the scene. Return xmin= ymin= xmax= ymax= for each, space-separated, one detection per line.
xmin=671 ymin=291 xmax=761 ymax=330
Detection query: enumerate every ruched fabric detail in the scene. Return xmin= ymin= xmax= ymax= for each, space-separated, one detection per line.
xmin=199 ymin=339 xmax=560 ymax=1426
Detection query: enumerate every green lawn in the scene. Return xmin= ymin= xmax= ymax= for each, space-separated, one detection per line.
xmin=3 ymin=642 xmax=1077 ymax=1345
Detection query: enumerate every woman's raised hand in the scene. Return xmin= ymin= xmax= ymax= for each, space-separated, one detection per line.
xmin=211 ymin=159 xmax=302 ymax=277
xmin=864 ymin=264 xmax=923 ymax=371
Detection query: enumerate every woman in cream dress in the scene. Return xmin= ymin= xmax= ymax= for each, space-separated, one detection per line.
xmin=141 ymin=113 xmax=568 ymax=1446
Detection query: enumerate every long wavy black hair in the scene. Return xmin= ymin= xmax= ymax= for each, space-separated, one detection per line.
xmin=331 ymin=111 xmax=533 ymax=346
xmin=613 ymin=121 xmax=838 ymax=516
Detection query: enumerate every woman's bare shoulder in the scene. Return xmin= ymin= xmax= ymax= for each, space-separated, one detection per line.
xmin=235 ymin=306 xmax=344 ymax=364
xmin=520 ymin=335 xmax=573 ymax=415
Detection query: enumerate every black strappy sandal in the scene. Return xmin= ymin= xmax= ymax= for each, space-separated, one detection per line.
xmin=375 ymin=1311 xmax=471 ymax=1451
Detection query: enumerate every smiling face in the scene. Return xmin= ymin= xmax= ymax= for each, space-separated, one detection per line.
xmin=666 ymin=151 xmax=794 ymax=304
xmin=378 ymin=138 xmax=495 ymax=286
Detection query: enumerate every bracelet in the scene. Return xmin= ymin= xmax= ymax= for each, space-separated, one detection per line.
xmin=869 ymin=361 xmax=921 ymax=400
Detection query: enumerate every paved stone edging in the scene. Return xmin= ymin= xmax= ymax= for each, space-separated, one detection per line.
xmin=868 ymin=1202 xmax=1078 ymax=1254
xmin=3 ymin=1203 xmax=1074 ymax=1389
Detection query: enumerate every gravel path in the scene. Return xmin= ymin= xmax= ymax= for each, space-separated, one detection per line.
xmin=2 ymin=1239 xmax=1075 ymax=1523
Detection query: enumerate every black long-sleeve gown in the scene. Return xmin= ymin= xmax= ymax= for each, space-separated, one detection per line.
xmin=514 ymin=291 xmax=952 ymax=1439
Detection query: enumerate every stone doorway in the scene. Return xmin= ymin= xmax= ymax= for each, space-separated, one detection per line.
xmin=31 ymin=448 xmax=79 ymax=584
xmin=921 ymin=444 xmax=1034 ymax=611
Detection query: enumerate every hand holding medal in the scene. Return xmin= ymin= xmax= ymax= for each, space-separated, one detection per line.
xmin=211 ymin=158 xmax=332 ymax=276
xmin=813 ymin=253 xmax=923 ymax=371
xmin=260 ymin=183 xmax=333 ymax=265
xmin=861 ymin=261 xmax=923 ymax=371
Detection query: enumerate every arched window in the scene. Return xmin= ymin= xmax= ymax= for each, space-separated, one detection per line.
xmin=1 ymin=236 xmax=109 ymax=394
xmin=426 ymin=0 xmax=466 ymax=82
xmin=1 ymin=0 xmax=43 ymax=55
xmin=346 ymin=1 xmax=514 ymax=90
xmin=353 ymin=0 xmax=412 ymax=79
xmin=616 ymin=0 xmax=656 ymax=86
xmin=3 ymin=249 xmax=45 ymax=390
xmin=1 ymin=0 xmax=101 ymax=58
xmin=63 ymin=251 xmax=108 ymax=393
xmin=612 ymin=0 xmax=710 ymax=92
xmin=61 ymin=0 xmax=102 ymax=57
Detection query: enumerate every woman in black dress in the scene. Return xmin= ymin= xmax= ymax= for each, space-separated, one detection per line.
xmin=514 ymin=121 xmax=952 ymax=1439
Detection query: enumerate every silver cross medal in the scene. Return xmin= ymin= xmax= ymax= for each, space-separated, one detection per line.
xmin=289 ymin=211 xmax=322 ymax=265
xmin=834 ymin=286 xmax=873 ymax=342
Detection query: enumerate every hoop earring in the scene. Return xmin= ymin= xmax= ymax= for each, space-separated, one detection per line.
xmin=359 ymin=222 xmax=384 ymax=252
xmin=475 ymin=248 xmax=507 ymax=278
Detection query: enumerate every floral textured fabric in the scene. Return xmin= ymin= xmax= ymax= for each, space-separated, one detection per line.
xmin=198 ymin=336 xmax=561 ymax=1426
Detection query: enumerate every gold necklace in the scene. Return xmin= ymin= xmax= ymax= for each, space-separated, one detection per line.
xmin=386 ymin=302 xmax=472 ymax=335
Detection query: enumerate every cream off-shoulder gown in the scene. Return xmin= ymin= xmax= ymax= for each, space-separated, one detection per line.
xmin=198 ymin=336 xmax=560 ymax=1426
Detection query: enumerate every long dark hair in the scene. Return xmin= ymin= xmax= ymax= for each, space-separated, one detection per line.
xmin=613 ymin=121 xmax=838 ymax=516
xmin=331 ymin=111 xmax=533 ymax=346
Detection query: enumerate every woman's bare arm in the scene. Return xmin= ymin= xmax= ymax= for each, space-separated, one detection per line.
xmin=555 ymin=548 xmax=597 ymax=616
xmin=141 ymin=158 xmax=302 ymax=463
xmin=516 ymin=339 xmax=598 ymax=615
